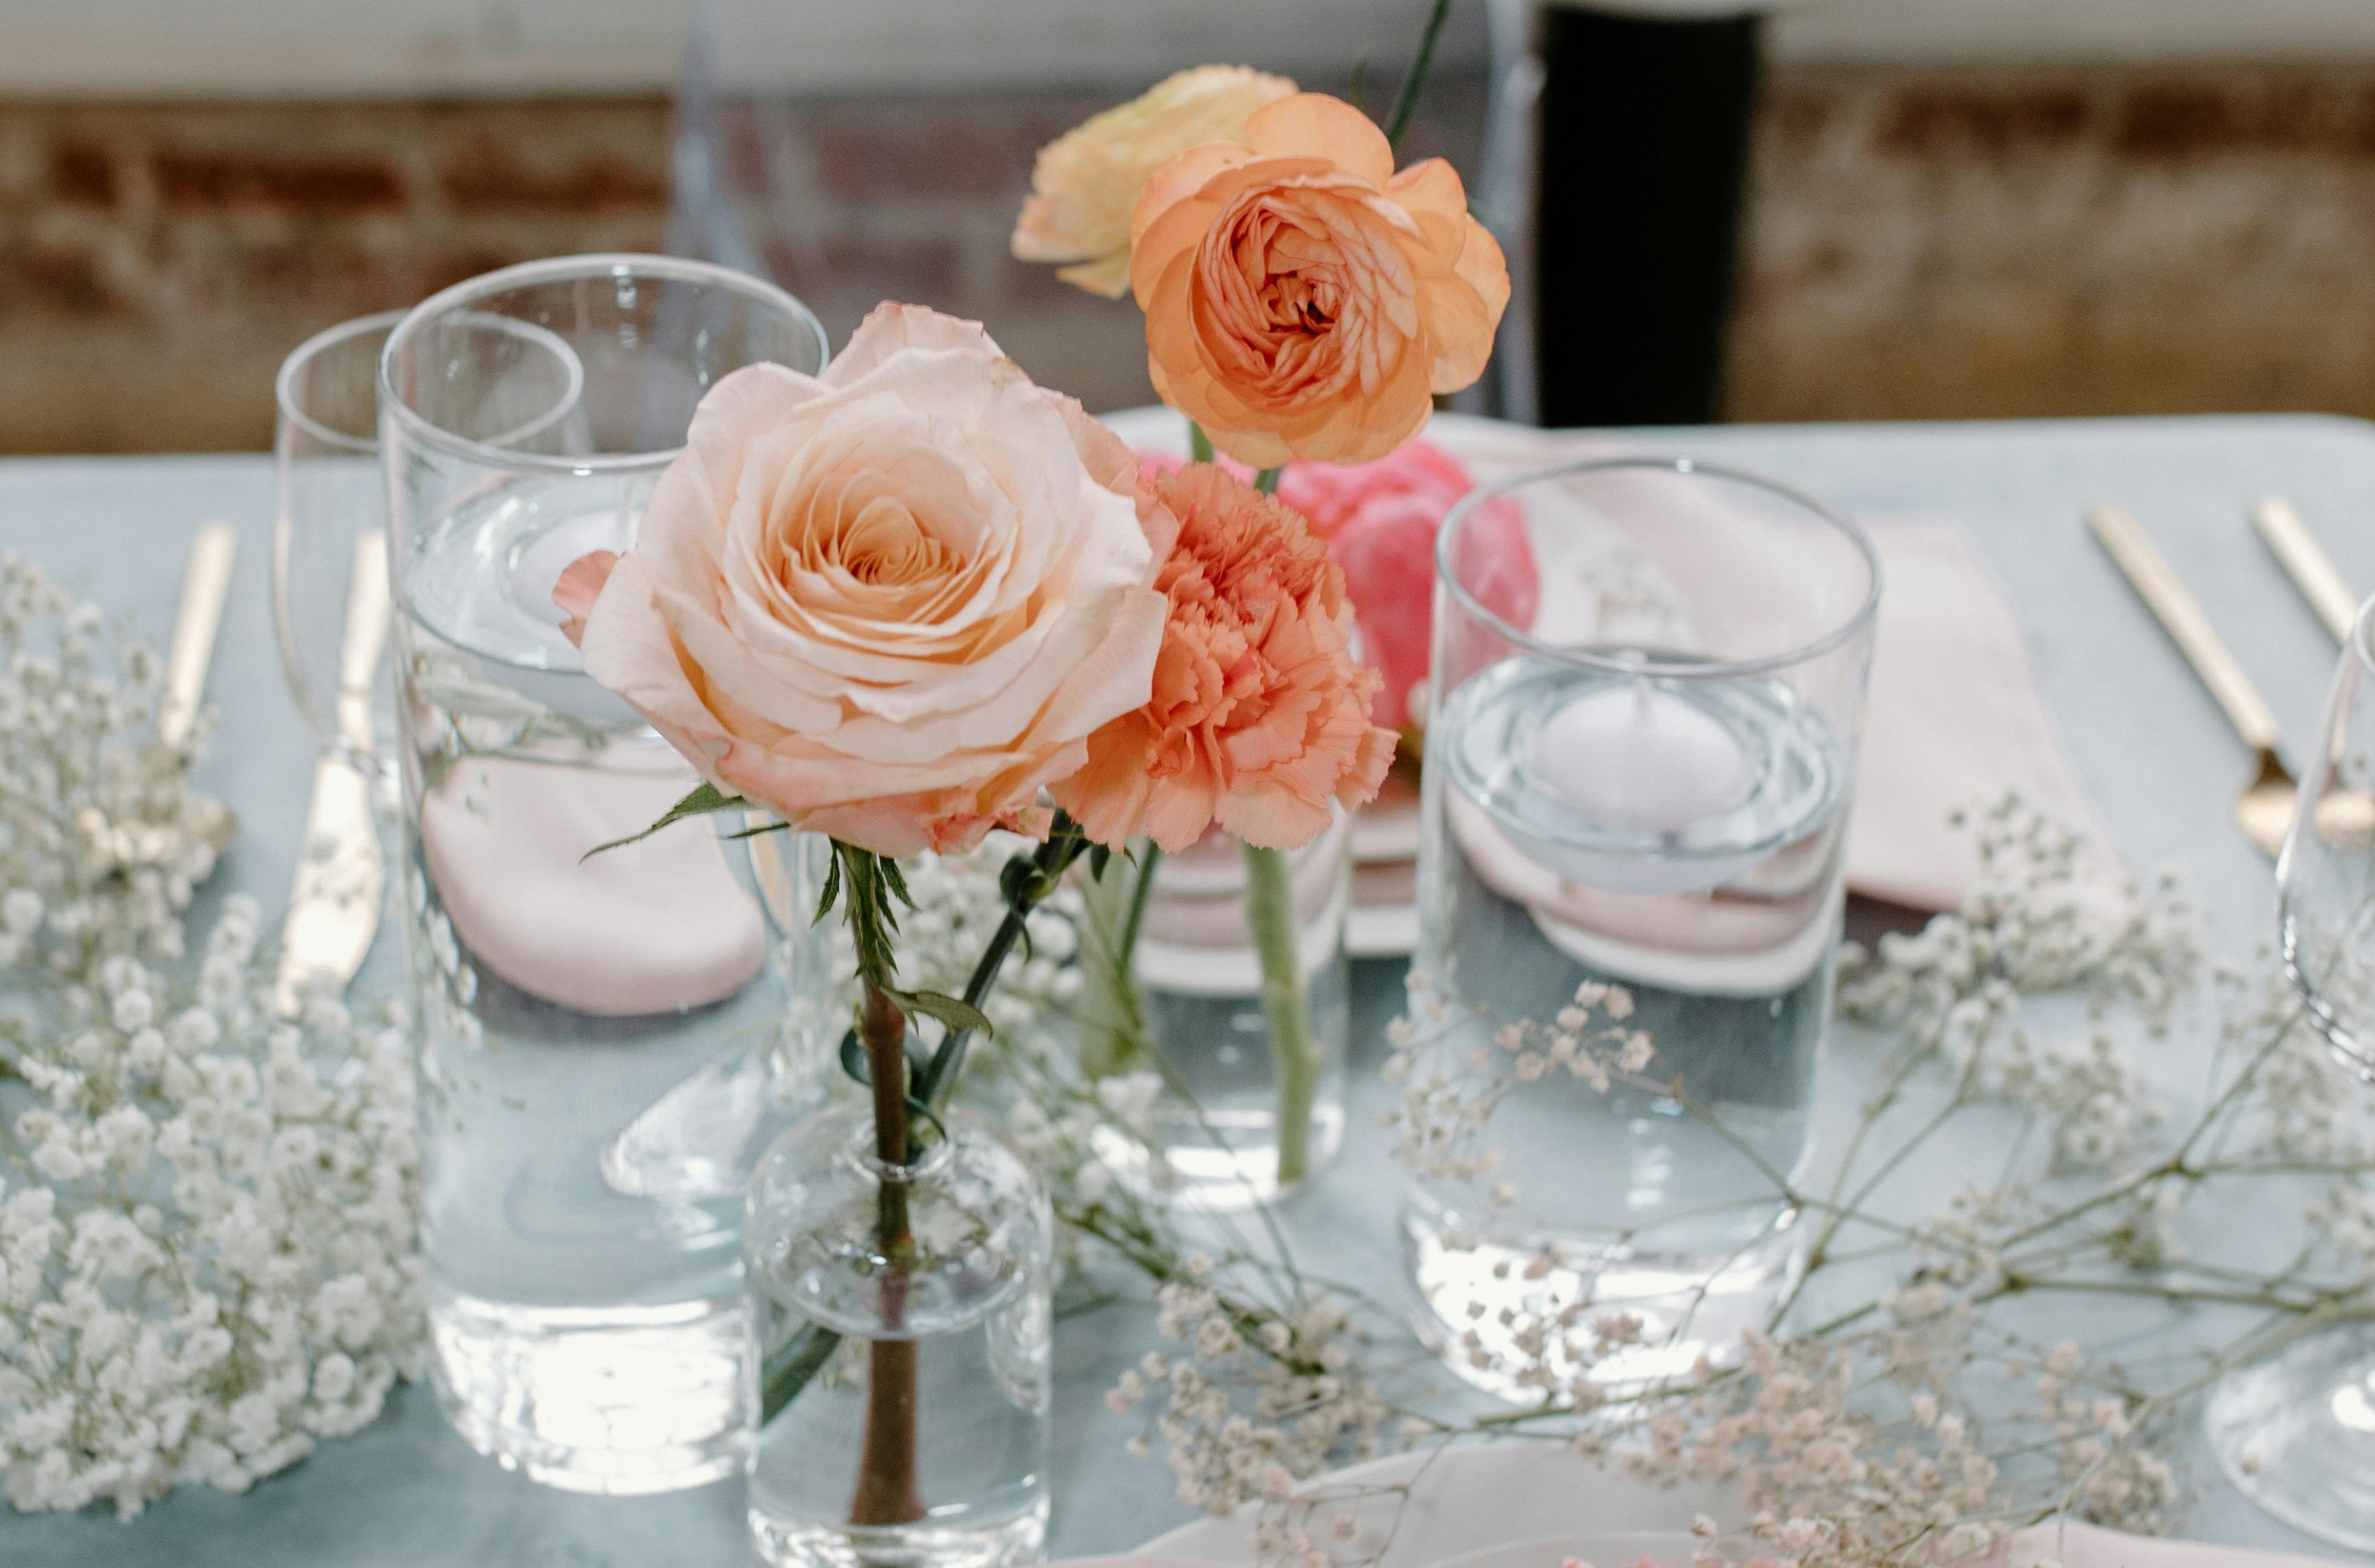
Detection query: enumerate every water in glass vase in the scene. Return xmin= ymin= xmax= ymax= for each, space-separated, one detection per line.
xmin=1406 ymin=657 xmax=1847 ymax=1397
xmin=402 ymin=475 xmax=816 ymax=1492
xmin=745 ymin=1106 xmax=1053 ymax=1568
xmin=1084 ymin=820 xmax=1353 ymax=1211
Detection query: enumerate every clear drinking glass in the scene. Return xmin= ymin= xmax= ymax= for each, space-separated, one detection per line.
xmin=1082 ymin=819 xmax=1352 ymax=1210
xmin=1404 ymin=456 xmax=1877 ymax=1398
xmin=744 ymin=1103 xmax=1054 ymax=1568
xmin=379 ymin=254 xmax=836 ymax=1493
xmin=274 ymin=311 xmax=417 ymax=772
xmin=2206 ymin=592 xmax=2375 ymax=1549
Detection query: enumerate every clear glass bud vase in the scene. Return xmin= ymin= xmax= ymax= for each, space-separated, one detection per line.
xmin=1080 ymin=814 xmax=1352 ymax=1210
xmin=744 ymin=1103 xmax=1053 ymax=1568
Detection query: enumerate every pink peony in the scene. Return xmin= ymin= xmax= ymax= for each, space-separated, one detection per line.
xmin=1051 ymin=463 xmax=1396 ymax=853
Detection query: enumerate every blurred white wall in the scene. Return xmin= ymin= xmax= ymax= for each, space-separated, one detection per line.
xmin=5 ymin=0 xmax=2375 ymax=97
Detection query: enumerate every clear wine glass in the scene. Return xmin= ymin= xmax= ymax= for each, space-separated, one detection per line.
xmin=273 ymin=310 xmax=411 ymax=775
xmin=275 ymin=308 xmax=586 ymax=778
xmin=2207 ymin=591 xmax=2375 ymax=1549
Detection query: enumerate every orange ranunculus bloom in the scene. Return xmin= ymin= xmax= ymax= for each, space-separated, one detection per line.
xmin=1128 ymin=93 xmax=1511 ymax=469
xmin=1051 ymin=463 xmax=1396 ymax=855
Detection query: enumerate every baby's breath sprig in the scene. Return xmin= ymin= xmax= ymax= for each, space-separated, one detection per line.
xmin=0 ymin=553 xmax=421 ymax=1517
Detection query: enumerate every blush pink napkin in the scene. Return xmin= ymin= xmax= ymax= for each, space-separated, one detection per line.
xmin=1849 ymin=517 xmax=2099 ymax=911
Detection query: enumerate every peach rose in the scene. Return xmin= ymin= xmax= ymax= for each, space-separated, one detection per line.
xmin=1012 ymin=64 xmax=1297 ymax=299
xmin=1130 ymin=93 xmax=1511 ymax=468
xmin=1051 ymin=463 xmax=1395 ymax=854
xmin=557 ymin=303 xmax=1169 ymax=860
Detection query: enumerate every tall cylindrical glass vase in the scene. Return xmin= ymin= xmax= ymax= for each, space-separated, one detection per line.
xmin=1403 ymin=456 xmax=1877 ymax=1399
xmin=380 ymin=255 xmax=836 ymax=1492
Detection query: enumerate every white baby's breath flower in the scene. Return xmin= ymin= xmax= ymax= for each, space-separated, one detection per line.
xmin=0 ymin=558 xmax=422 ymax=1518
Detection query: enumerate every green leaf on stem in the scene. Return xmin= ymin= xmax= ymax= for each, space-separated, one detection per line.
xmin=902 ymin=1094 xmax=949 ymax=1147
xmin=816 ymin=848 xmax=844 ymax=924
xmin=893 ymin=988 xmax=992 ymax=1039
xmin=578 ymin=781 xmax=746 ymax=860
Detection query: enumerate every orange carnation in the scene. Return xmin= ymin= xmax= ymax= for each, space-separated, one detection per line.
xmin=1051 ymin=463 xmax=1396 ymax=855
xmin=1128 ymin=93 xmax=1510 ymax=468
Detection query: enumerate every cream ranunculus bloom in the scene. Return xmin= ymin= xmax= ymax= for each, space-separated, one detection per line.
xmin=557 ymin=303 xmax=1170 ymax=859
xmin=1010 ymin=64 xmax=1297 ymax=299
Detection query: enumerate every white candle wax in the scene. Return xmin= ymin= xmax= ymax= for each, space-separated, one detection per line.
xmin=1531 ymin=678 xmax=1751 ymax=835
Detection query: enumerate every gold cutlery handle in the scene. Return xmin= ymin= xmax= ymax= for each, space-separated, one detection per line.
xmin=160 ymin=522 xmax=239 ymax=750
xmin=2088 ymin=503 xmax=2282 ymax=752
xmin=2252 ymin=495 xmax=2360 ymax=646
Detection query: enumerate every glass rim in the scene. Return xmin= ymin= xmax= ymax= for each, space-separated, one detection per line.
xmin=276 ymin=308 xmax=411 ymax=455
xmin=1435 ymin=453 xmax=1882 ymax=678
xmin=376 ymin=252 xmax=830 ymax=476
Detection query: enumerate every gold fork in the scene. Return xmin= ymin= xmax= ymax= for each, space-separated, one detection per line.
xmin=2249 ymin=495 xmax=2375 ymax=850
xmin=2088 ymin=503 xmax=2297 ymax=857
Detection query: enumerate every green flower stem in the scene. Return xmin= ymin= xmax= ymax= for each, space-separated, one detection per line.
xmin=760 ymin=817 xmax=1095 ymax=1430
xmin=1189 ymin=422 xmax=1215 ymax=464
xmin=1384 ymin=0 xmax=1454 ymax=151
xmin=757 ymin=1323 xmax=840 ymax=1430
xmin=1079 ymin=842 xmax=1161 ymax=1079
xmin=1242 ymin=841 xmax=1316 ymax=1186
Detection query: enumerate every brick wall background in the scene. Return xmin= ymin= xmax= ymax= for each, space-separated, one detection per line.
xmin=0 ymin=101 xmax=673 ymax=452
xmin=8 ymin=62 xmax=2375 ymax=452
xmin=1729 ymin=65 xmax=2375 ymax=422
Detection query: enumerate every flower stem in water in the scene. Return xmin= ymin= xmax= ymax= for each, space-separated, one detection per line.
xmin=849 ymin=979 xmax=925 ymax=1528
xmin=1241 ymin=842 xmax=1314 ymax=1186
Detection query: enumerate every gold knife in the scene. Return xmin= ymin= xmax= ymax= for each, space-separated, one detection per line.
xmin=160 ymin=524 xmax=238 ymax=751
xmin=2252 ymin=495 xmax=2360 ymax=645
xmin=273 ymin=532 xmax=391 ymax=1016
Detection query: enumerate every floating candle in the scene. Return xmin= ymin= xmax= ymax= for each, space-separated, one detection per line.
xmin=1531 ymin=676 xmax=1753 ymax=835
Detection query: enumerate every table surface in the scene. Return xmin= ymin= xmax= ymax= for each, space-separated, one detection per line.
xmin=4 ymin=413 xmax=2372 ymax=1566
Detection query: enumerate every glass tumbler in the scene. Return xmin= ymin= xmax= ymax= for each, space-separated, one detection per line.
xmin=2206 ymin=591 xmax=2375 ymax=1551
xmin=1403 ymin=456 xmax=1877 ymax=1398
xmin=379 ymin=255 xmax=836 ymax=1493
